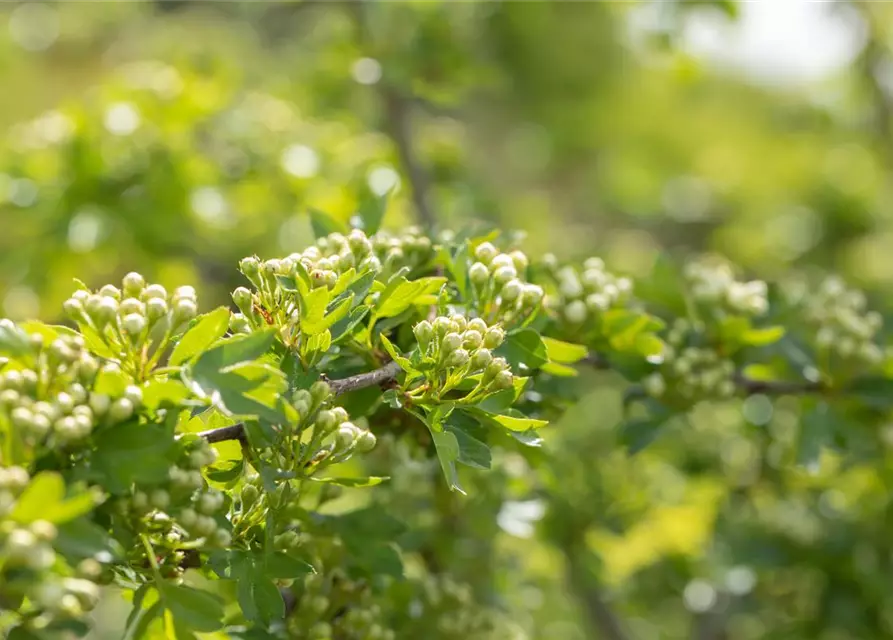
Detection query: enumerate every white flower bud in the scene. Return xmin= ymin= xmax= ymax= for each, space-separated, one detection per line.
xmin=564 ymin=300 xmax=587 ymax=324
xmin=493 ymin=265 xmax=517 ymax=285
xmin=585 ymin=293 xmax=610 ymax=312
xmin=474 ymin=242 xmax=498 ymax=264
xmin=118 ymin=296 xmax=144 ymax=316
xmin=500 ymin=279 xmax=522 ymax=302
xmin=643 ymin=373 xmax=666 ymax=397
xmin=142 ymin=284 xmax=167 ymax=300
xmin=469 ymin=262 xmax=490 ymax=285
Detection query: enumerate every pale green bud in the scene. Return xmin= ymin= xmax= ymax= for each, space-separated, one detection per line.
xmin=469 ymin=262 xmax=489 ymax=285
xmin=355 ymin=430 xmax=377 ymax=453
xmin=142 ymin=284 xmax=167 ymax=300
xmin=173 ymin=298 xmax=198 ymax=324
xmin=413 ymin=320 xmax=434 ymax=352
xmin=449 ymin=314 xmax=467 ymax=333
xmin=500 ymin=279 xmax=522 ymax=302
xmin=122 ymin=313 xmax=146 ymax=337
xmin=463 ymin=330 xmax=483 ymax=350
xmin=442 ymin=332 xmax=463 ymax=353
xmin=471 ymin=348 xmax=492 ymax=370
xmin=467 ymin=317 xmax=488 ymax=334
xmin=446 ymin=348 xmax=470 ymax=368
xmin=491 ymin=370 xmax=513 ymax=390
xmin=493 ymin=265 xmax=517 ymax=285
xmin=120 ymin=297 xmax=145 ymax=316
xmin=122 ymin=272 xmax=145 ymax=296
xmin=509 ymin=250 xmax=529 ymax=272
xmin=146 ymin=297 xmax=168 ymax=321
xmin=564 ymin=300 xmax=588 ymax=324
xmin=63 ymin=298 xmax=84 ymax=320
xmin=99 ymin=284 xmax=121 ymax=300
xmin=311 ymin=381 xmax=331 ymax=404
xmin=108 ymin=397 xmax=134 ymax=423
xmin=483 ymin=326 xmax=505 ymax=349
xmin=474 ymin=242 xmax=498 ymax=264
xmin=335 ymin=423 xmax=360 ymax=451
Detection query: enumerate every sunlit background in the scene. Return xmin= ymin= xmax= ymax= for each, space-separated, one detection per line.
xmin=3 ymin=2 xmax=893 ymax=639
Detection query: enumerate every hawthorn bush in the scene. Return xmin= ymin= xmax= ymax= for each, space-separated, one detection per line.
xmin=2 ymin=199 xmax=892 ymax=638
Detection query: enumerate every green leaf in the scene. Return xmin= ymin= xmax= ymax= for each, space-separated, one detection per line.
xmin=18 ymin=321 xmax=78 ymax=342
xmin=379 ymin=334 xmax=414 ymax=372
xmin=444 ymin=413 xmax=491 ymax=470
xmin=300 ymin=287 xmax=330 ymax=332
xmin=468 ymin=408 xmax=548 ymax=432
xmin=142 ymin=379 xmax=191 ymax=411
xmin=374 ymin=276 xmax=447 ymax=320
xmin=619 ymin=415 xmax=668 ymax=454
xmin=169 ymin=307 xmax=231 ymax=367
xmin=358 ymin=191 xmax=389 ymax=234
xmin=195 ymin=329 xmax=277 ymax=371
xmin=431 ymin=430 xmax=464 ymax=494
xmin=330 ymin=306 xmax=370 ymax=344
xmin=80 ymin=325 xmax=117 ymax=359
xmin=542 ymin=337 xmax=588 ymax=364
xmin=309 ymin=208 xmax=348 ymax=239
xmin=741 ymin=325 xmax=785 ymax=347
xmin=497 ymin=329 xmax=548 ymax=370
xmin=603 ymin=309 xmax=665 ymax=351
xmin=265 ymin=551 xmax=315 ymax=578
xmin=90 ymin=422 xmax=176 ymax=493
xmin=634 ymin=333 xmax=666 ymax=360
xmin=11 ymin=472 xmax=99 ymax=524
xmin=56 ymin=518 xmax=119 ymax=560
xmin=158 ymin=583 xmax=224 ymax=633
xmin=93 ymin=366 xmax=130 ymax=397
xmin=310 ymin=476 xmax=389 ymax=487
xmin=540 ymin=362 xmax=578 ymax=377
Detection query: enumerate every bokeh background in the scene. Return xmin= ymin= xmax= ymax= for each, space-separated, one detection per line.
xmin=3 ymin=2 xmax=893 ymax=639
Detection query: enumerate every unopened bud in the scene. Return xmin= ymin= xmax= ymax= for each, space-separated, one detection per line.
xmin=413 ymin=320 xmax=434 ymax=352
xmin=122 ymin=272 xmax=145 ymax=296
xmin=483 ymin=327 xmax=505 ymax=349
xmin=355 ymin=430 xmax=377 ymax=453
xmin=469 ymin=262 xmax=490 ymax=286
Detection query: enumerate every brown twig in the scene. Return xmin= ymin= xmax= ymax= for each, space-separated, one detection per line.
xmin=196 ymin=360 xmax=404 ymax=444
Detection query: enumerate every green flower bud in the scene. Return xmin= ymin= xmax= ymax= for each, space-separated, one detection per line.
xmin=449 ymin=314 xmax=467 ymax=333
xmin=210 ymin=529 xmax=231 ymax=547
xmin=20 ymin=368 xmax=38 ymax=391
xmin=174 ymin=285 xmax=197 ymax=302
xmin=433 ymin=316 xmax=453 ymax=339
xmin=2 ymin=370 xmax=23 ymax=391
xmin=565 ymin=300 xmax=588 ymax=324
xmin=331 ymin=407 xmax=349 ymax=424
xmin=413 ymin=319 xmax=434 ymax=352
xmin=323 ymin=270 xmax=338 ymax=287
xmin=120 ymin=297 xmax=145 ymax=316
xmin=442 ymin=332 xmax=463 ymax=353
xmin=122 ymin=313 xmax=146 ymax=337
xmin=309 ymin=595 xmax=330 ymax=615
xmin=146 ymin=297 xmax=168 ymax=321
xmin=484 ymin=357 xmax=509 ymax=381
xmin=89 ymin=393 xmax=110 ymax=416
xmin=71 ymin=290 xmax=90 ymax=303
xmin=232 ymin=287 xmax=253 ymax=313
xmin=311 ymin=381 xmax=331 ymax=404
xmin=500 ymin=279 xmax=522 ymax=302
xmin=509 ymin=250 xmax=529 ymax=272
xmin=229 ymin=313 xmax=250 ymax=333
xmin=463 ymin=330 xmax=483 ymax=350
xmin=446 ymin=348 xmax=470 ymax=368
xmin=150 ymin=489 xmax=170 ymax=511
xmin=108 ymin=397 xmax=134 ymax=423
xmin=586 ymin=293 xmax=610 ymax=312
xmin=316 ymin=409 xmax=337 ymax=434
xmin=491 ymin=369 xmax=513 ymax=390
xmin=471 ymin=348 xmax=492 ymax=370
xmin=491 ymin=253 xmax=514 ymax=270
xmin=194 ymin=515 xmax=217 ymax=537
xmin=240 ymin=484 xmax=259 ymax=508
xmin=124 ymin=385 xmax=143 ymax=407
xmin=359 ymin=255 xmax=381 ymax=272
xmin=31 ymin=413 xmax=51 ymax=437
xmin=493 ymin=265 xmax=517 ymax=285
xmin=310 ymin=269 xmax=328 ymax=288
xmin=469 ymin=262 xmax=490 ymax=286
xmin=355 ymin=430 xmax=377 ymax=453
xmin=474 ymin=242 xmax=498 ymax=264
xmin=483 ymin=326 xmax=505 ymax=349
xmin=465 ymin=317 xmax=486 ymax=333
xmin=240 ymin=256 xmax=261 ymax=280
xmin=335 ymin=422 xmax=360 ymax=451
xmin=198 ymin=491 xmax=223 ymax=515
xmin=142 ymin=284 xmax=167 ymax=300
xmin=63 ymin=298 xmax=85 ymax=320
xmin=11 ymin=406 xmax=33 ymax=429
xmin=522 ymin=284 xmax=544 ymax=306
xmin=178 ymin=508 xmax=198 ymax=529
xmin=99 ymin=284 xmax=121 ymax=300
xmin=91 ymin=296 xmax=118 ymax=326
xmin=173 ymin=298 xmax=198 ymax=324
xmin=55 ymin=391 xmax=75 ymax=414
xmin=0 ymin=389 xmax=19 ymax=408
xmin=122 ymin=272 xmax=145 ymax=296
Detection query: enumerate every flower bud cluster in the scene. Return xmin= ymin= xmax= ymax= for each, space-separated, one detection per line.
xmin=114 ymin=438 xmax=230 ymax=556
xmin=293 ymin=381 xmax=377 ymax=470
xmin=394 ymin=573 xmax=515 ymax=639
xmin=0 ymin=470 xmax=103 ymax=627
xmin=684 ymin=258 xmax=768 ymax=317
xmin=285 ymin=542 xmax=394 ymax=640
xmin=545 ymin=257 xmax=632 ymax=325
xmin=412 ymin=314 xmax=514 ymax=399
xmin=63 ymin=273 xmax=198 ymax=352
xmin=642 ymin=319 xmax=737 ymax=402
xmin=800 ymin=276 xmax=884 ymax=365
xmin=0 ymin=328 xmax=137 ymax=449
xmin=468 ymin=242 xmax=543 ymax=326
xmin=370 ymin=226 xmax=435 ymax=278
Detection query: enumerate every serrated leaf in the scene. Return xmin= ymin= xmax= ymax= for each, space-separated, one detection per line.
xmin=169 ymin=307 xmax=231 ymax=367
xmin=379 ymin=334 xmax=414 ymax=372
xmin=158 ymin=583 xmax=224 ymax=632
xmin=469 ymin=408 xmax=548 ymax=432
xmin=80 ymin=326 xmax=117 ymax=359
xmin=497 ymin=329 xmax=548 ymax=370
xmin=374 ymin=277 xmax=447 ymax=320
xmin=541 ymin=361 xmax=578 ymax=377
xmin=196 ymin=329 xmax=277 ymax=371
xmin=265 ymin=551 xmax=315 ymax=578
xmin=90 ymin=422 xmax=177 ymax=494
xmin=444 ymin=413 xmax=491 ymax=469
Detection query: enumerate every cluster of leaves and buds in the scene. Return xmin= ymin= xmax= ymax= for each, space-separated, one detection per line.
xmin=3 ymin=209 xmax=893 ymax=639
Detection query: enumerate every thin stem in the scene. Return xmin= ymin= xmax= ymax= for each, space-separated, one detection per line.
xmin=195 ymin=360 xmax=404 ymax=444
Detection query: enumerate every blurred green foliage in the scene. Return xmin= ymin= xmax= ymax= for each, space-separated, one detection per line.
xmin=3 ymin=1 xmax=893 ymax=639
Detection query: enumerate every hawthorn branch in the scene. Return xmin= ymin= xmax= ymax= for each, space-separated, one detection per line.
xmin=195 ymin=360 xmax=403 ymax=444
